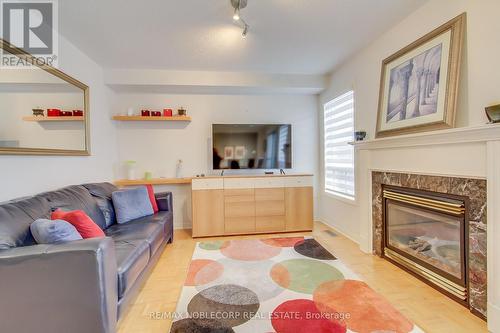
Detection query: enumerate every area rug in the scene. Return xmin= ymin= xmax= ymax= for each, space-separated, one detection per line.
xmin=170 ymin=237 xmax=423 ymax=333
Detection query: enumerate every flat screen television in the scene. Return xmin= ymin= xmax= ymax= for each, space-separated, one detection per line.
xmin=212 ymin=124 xmax=292 ymax=170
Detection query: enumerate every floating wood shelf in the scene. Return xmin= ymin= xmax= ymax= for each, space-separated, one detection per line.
xmin=112 ymin=115 xmax=191 ymax=122
xmin=115 ymin=177 xmax=193 ymax=187
xmin=23 ymin=116 xmax=84 ymax=122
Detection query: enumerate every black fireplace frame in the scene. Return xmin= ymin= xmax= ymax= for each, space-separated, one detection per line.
xmin=381 ymin=184 xmax=470 ymax=307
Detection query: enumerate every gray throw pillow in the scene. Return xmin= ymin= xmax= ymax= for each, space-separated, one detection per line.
xmin=30 ymin=219 xmax=83 ymax=244
xmin=94 ymin=197 xmax=116 ymax=229
xmin=112 ymin=187 xmax=154 ymax=224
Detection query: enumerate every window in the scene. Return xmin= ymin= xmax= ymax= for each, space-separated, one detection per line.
xmin=277 ymin=125 xmax=290 ymax=169
xmin=323 ymin=91 xmax=355 ymax=200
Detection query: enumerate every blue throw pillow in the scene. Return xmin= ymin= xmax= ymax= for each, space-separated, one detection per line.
xmin=30 ymin=219 xmax=83 ymax=244
xmin=112 ymin=187 xmax=154 ymax=224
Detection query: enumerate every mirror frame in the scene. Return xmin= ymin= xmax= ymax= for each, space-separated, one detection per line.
xmin=0 ymin=38 xmax=90 ymax=156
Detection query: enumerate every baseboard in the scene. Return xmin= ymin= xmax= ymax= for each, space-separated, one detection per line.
xmin=316 ymin=218 xmax=360 ymax=245
xmin=488 ymin=302 xmax=500 ymax=332
xmin=174 ymin=223 xmax=192 ymax=230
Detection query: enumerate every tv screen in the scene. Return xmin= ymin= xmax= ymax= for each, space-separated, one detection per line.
xmin=212 ymin=124 xmax=292 ymax=170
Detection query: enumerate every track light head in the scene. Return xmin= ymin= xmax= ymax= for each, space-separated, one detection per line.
xmin=242 ymin=24 xmax=249 ymax=38
xmin=233 ymin=8 xmax=240 ymax=21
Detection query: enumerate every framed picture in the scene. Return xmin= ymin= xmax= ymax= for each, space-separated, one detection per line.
xmin=376 ymin=13 xmax=465 ymax=138
xmin=224 ymin=146 xmax=234 ymax=160
xmin=235 ymin=146 xmax=246 ymax=159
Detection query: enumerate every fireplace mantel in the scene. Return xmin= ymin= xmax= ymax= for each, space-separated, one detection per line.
xmin=350 ymin=124 xmax=500 ymax=150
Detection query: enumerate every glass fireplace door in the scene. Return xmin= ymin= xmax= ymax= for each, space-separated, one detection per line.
xmin=385 ymin=201 xmax=464 ymax=281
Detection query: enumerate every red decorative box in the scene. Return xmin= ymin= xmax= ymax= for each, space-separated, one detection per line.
xmin=61 ymin=111 xmax=73 ymax=116
xmin=73 ymin=110 xmax=83 ymax=116
xmin=47 ymin=109 xmax=61 ymax=117
xmin=151 ymin=111 xmax=161 ymax=117
xmin=163 ymin=109 xmax=173 ymax=117
xmin=141 ymin=110 xmax=150 ymax=117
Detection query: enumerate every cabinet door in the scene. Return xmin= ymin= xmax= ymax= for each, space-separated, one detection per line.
xmin=192 ymin=189 xmax=225 ymax=237
xmin=285 ymin=187 xmax=313 ymax=231
xmin=225 ymin=217 xmax=256 ymax=234
xmin=256 ymin=216 xmax=286 ymax=232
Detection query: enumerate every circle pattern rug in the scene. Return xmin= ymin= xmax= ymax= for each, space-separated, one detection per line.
xmin=172 ymin=236 xmax=422 ymax=333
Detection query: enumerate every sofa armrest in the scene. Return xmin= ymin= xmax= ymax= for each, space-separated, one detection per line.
xmin=0 ymin=237 xmax=117 ymax=333
xmin=155 ymin=191 xmax=173 ymax=212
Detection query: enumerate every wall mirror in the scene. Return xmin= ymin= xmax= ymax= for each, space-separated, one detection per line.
xmin=0 ymin=39 xmax=89 ymax=155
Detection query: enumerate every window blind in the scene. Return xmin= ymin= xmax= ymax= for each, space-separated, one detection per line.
xmin=278 ymin=125 xmax=289 ymax=168
xmin=324 ymin=91 xmax=355 ymax=199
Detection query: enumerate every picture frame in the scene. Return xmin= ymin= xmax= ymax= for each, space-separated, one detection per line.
xmin=234 ymin=146 xmax=246 ymax=159
xmin=224 ymin=146 xmax=234 ymax=160
xmin=375 ymin=13 xmax=466 ymax=138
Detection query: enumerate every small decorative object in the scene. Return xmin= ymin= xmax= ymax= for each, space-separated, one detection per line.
xmin=176 ymin=159 xmax=184 ymax=178
xmin=376 ymin=13 xmax=465 ymax=138
xmin=47 ymin=108 xmax=61 ymax=117
xmin=235 ymin=146 xmax=245 ymax=159
xmin=141 ymin=110 xmax=150 ymax=117
xmin=354 ymin=131 xmax=367 ymax=141
xmin=151 ymin=111 xmax=161 ymax=117
xmin=32 ymin=108 xmax=44 ymax=117
xmin=127 ymin=107 xmax=134 ymax=116
xmin=144 ymin=171 xmax=153 ymax=180
xmin=61 ymin=111 xmax=73 ymax=116
xmin=72 ymin=110 xmax=83 ymax=116
xmin=163 ymin=109 xmax=173 ymax=117
xmin=485 ymin=104 xmax=500 ymax=123
xmin=125 ymin=160 xmax=137 ymax=180
xmin=178 ymin=107 xmax=187 ymax=116
xmin=224 ymin=146 xmax=234 ymax=160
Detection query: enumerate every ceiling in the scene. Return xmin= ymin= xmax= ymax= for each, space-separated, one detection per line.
xmin=59 ymin=0 xmax=427 ymax=75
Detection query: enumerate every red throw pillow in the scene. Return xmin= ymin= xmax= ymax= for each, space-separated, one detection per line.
xmin=51 ymin=209 xmax=105 ymax=239
xmin=145 ymin=185 xmax=159 ymax=213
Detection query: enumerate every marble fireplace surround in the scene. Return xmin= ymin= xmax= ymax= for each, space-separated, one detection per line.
xmin=351 ymin=125 xmax=500 ymax=331
xmin=371 ymin=171 xmax=487 ymax=317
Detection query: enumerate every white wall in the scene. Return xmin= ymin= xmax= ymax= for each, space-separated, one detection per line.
xmin=111 ymin=93 xmax=319 ymax=228
xmin=318 ymin=0 xmax=500 ymax=242
xmin=0 ymin=35 xmax=118 ymax=201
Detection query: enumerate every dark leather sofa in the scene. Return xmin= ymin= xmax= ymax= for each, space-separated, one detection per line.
xmin=0 ymin=183 xmax=173 ymax=333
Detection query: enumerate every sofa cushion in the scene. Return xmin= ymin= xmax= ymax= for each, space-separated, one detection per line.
xmin=114 ymin=239 xmax=150 ymax=298
xmin=105 ymin=221 xmax=164 ymax=255
xmin=0 ymin=203 xmax=35 ymax=249
xmin=40 ymin=185 xmax=107 ymax=230
xmin=83 ymin=183 xmax=119 ymax=199
xmin=0 ymin=196 xmax=53 ymax=248
xmin=11 ymin=195 xmax=52 ymax=221
xmin=30 ymin=219 xmax=82 ymax=244
xmin=127 ymin=212 xmax=172 ymax=238
xmin=112 ymin=187 xmax=154 ymax=224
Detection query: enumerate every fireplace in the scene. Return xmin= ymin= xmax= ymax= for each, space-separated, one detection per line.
xmin=382 ymin=185 xmax=468 ymax=305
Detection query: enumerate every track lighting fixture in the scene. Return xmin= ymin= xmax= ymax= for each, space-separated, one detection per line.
xmin=230 ymin=0 xmax=249 ymax=38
